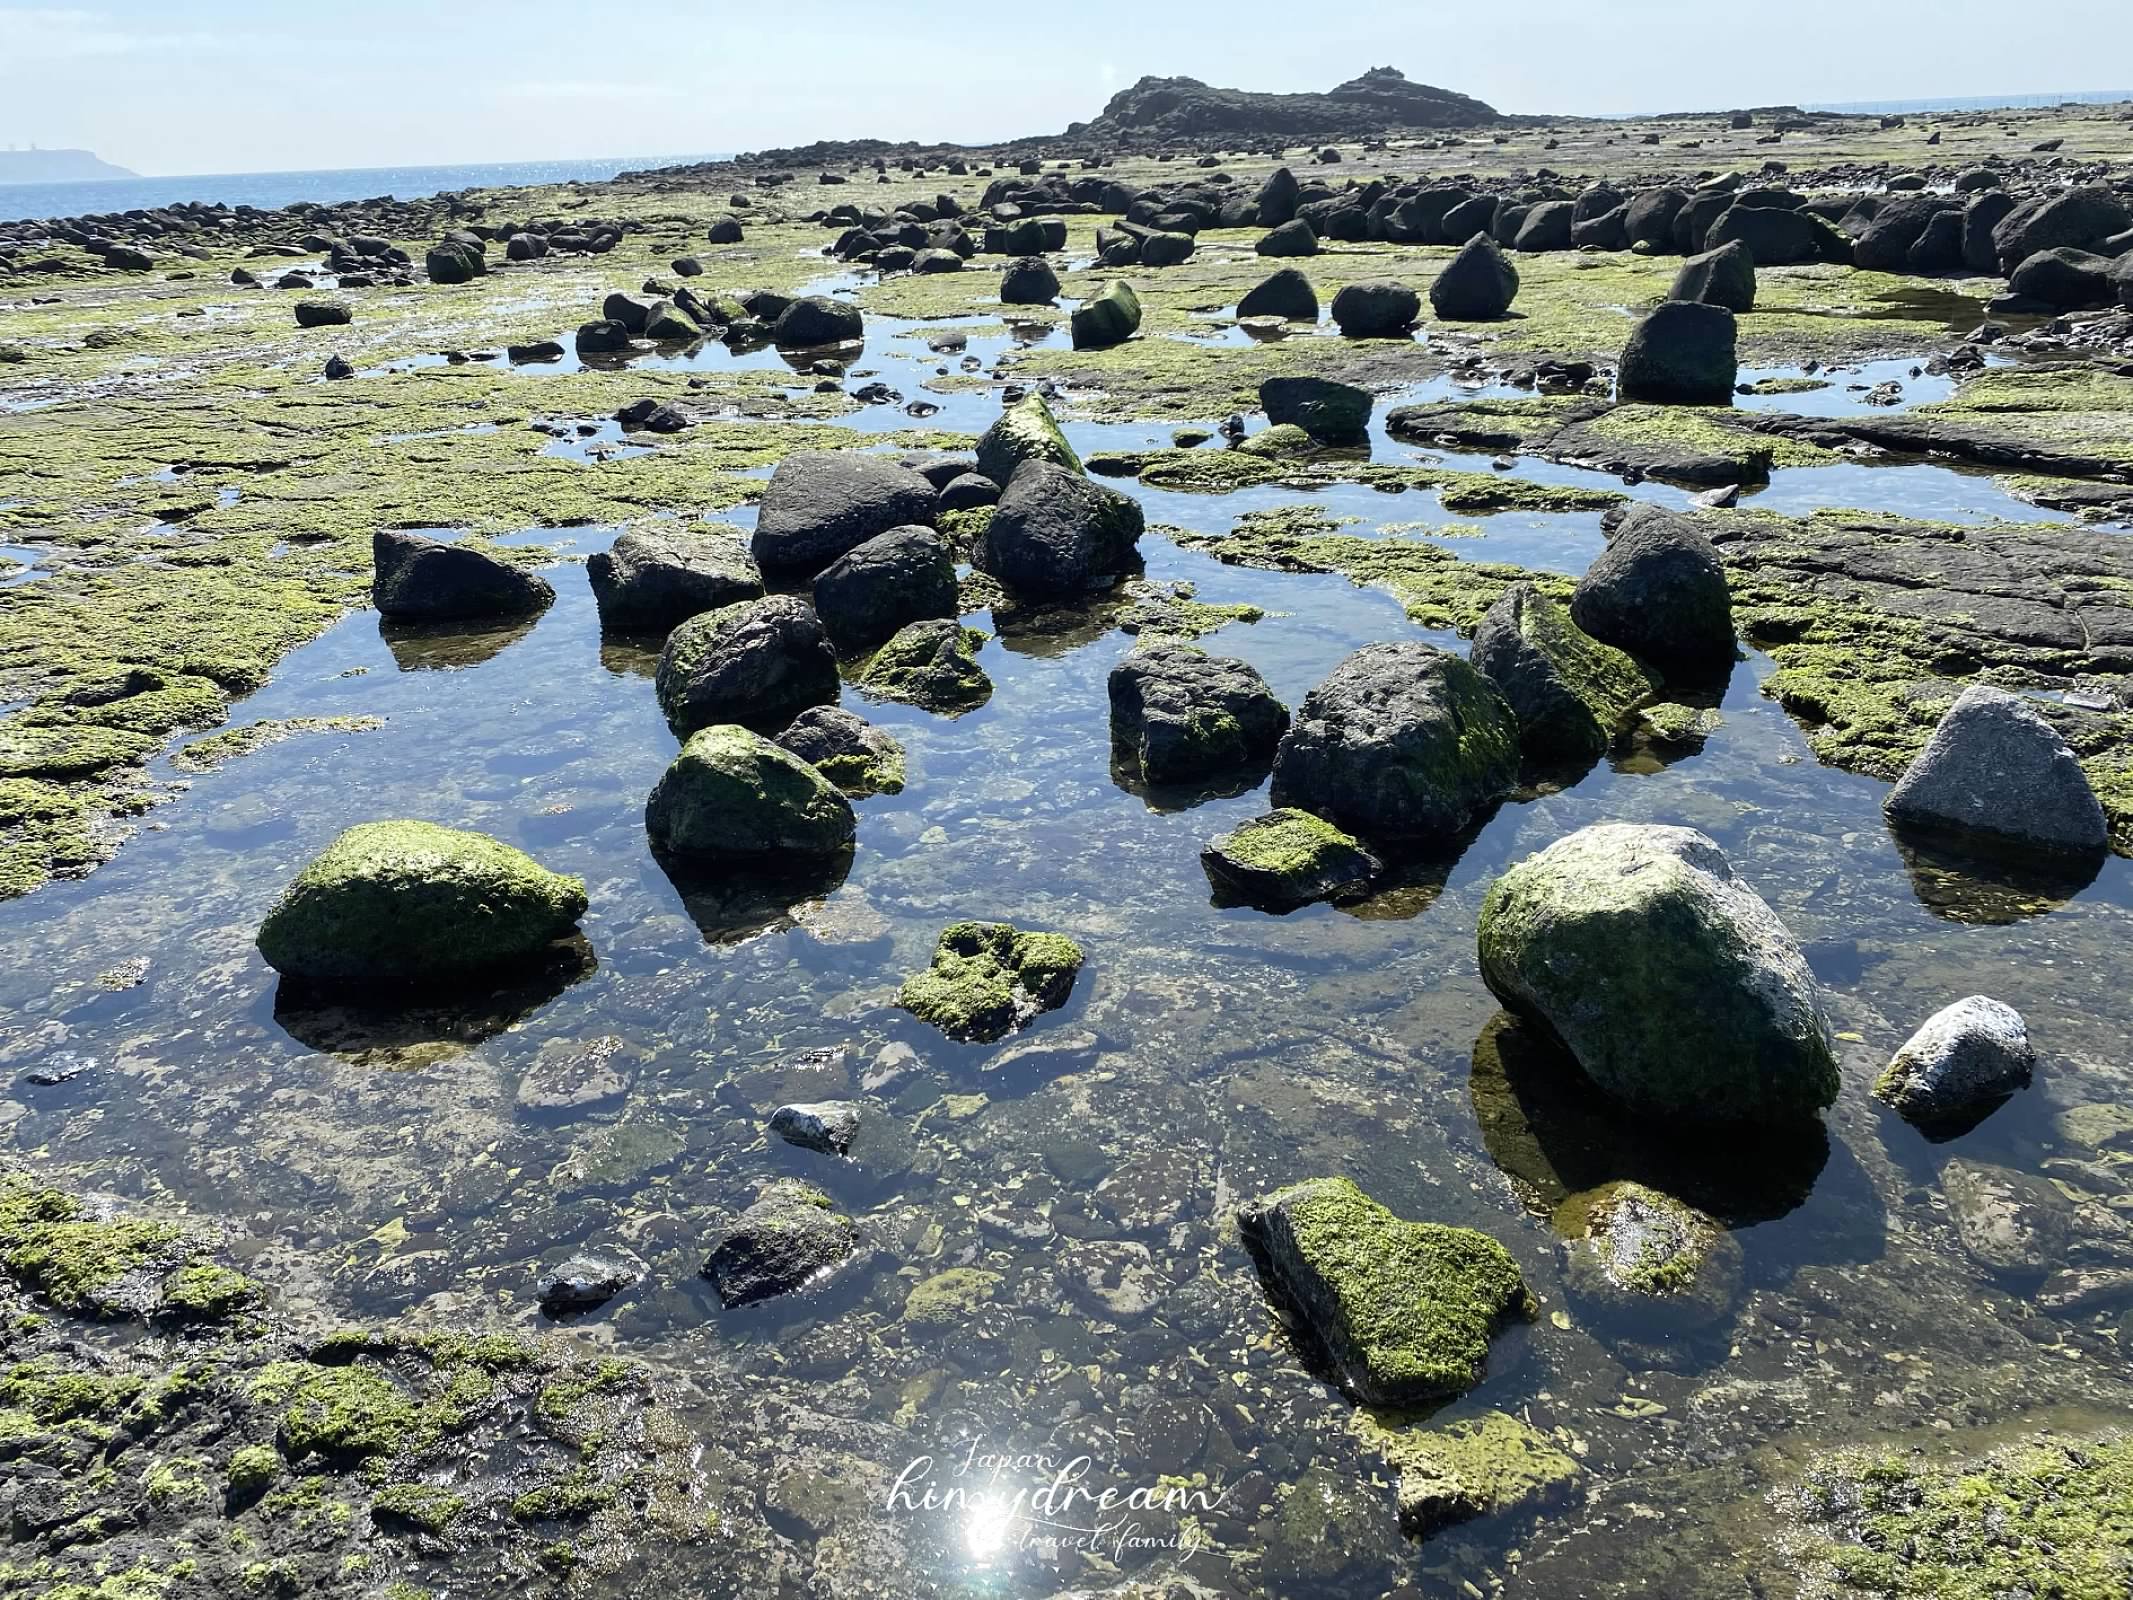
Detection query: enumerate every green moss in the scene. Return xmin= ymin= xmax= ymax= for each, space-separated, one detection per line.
xmin=1584 ymin=403 xmax=1832 ymax=471
xmin=901 ymin=1268 xmax=1002 ymax=1329
xmin=898 ymin=920 xmax=1086 ymax=1043
xmin=143 ymin=1457 xmax=210 ymax=1512
xmin=371 ymin=1481 xmax=468 ymax=1535
xmin=1220 ymin=809 xmax=1359 ymax=876
xmin=1242 ymin=1177 xmax=1532 ymax=1404
xmin=0 ymin=1359 xmax=146 ymax=1438
xmin=976 ymin=392 xmax=1081 ymax=484
xmin=1791 ymin=1434 xmax=2133 ymax=1599
xmin=248 ymin=1361 xmax=423 ymax=1462
xmin=1354 ymin=1409 xmax=1580 ymax=1535
xmin=158 ymin=1262 xmax=262 ymax=1321
xmin=858 ymin=622 xmax=992 ymax=715
xmin=535 ymin=1356 xmax=633 ymax=1423
xmin=225 ymin=1444 xmax=280 ymax=1499
xmin=509 ymin=1465 xmax=616 ymax=1522
xmin=0 ymin=1174 xmax=185 ymax=1313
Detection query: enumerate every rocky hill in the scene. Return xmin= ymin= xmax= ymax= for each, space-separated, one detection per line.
xmin=1072 ymin=67 xmax=1499 ymax=142
xmin=0 ymin=147 xmax=136 ymax=184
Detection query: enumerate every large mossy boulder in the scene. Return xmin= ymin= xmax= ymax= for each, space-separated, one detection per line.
xmin=256 ymin=821 xmax=587 ymax=982
xmin=702 ymin=1179 xmax=855 ymax=1306
xmin=654 ymin=595 xmax=840 ymax=737
xmin=1477 ymin=823 xmax=1839 ymax=1125
xmin=1470 ymin=582 xmax=1659 ymax=762
xmin=1201 ymin=809 xmax=1381 ymax=910
xmin=1270 ymin=643 xmax=1519 ymax=844
xmin=586 ymin=524 xmax=763 ymax=632
xmin=977 ymin=460 xmax=1145 ymax=599
xmin=1070 ymin=280 xmax=1142 ymax=349
xmin=644 ymin=725 xmax=856 ymax=860
xmin=1237 ymin=1176 xmax=1531 ymax=1406
xmin=772 ymin=295 xmax=863 ymax=348
xmin=974 ymin=392 xmax=1082 ymax=488
xmin=1108 ymin=642 xmax=1288 ymax=783
xmin=898 ymin=921 xmax=1085 ymax=1043
xmin=372 ymin=530 xmax=554 ymax=622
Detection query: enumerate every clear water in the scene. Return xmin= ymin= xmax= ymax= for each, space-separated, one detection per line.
xmin=6 ymin=301 xmax=2132 ymax=1596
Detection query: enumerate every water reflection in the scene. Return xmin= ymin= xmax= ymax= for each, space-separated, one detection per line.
xmin=270 ymin=935 xmax=597 ymax=1058
xmin=1889 ymin=819 xmax=2105 ymax=924
xmin=379 ymin=613 xmax=542 ymax=671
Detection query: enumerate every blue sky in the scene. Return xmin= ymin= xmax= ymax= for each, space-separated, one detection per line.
xmin=3 ymin=1 xmax=2130 ymax=175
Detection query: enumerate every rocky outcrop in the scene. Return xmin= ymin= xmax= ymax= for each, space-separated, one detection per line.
xmin=1470 ymin=583 xmax=1658 ymax=762
xmin=1076 ymin=68 xmax=1496 ymax=145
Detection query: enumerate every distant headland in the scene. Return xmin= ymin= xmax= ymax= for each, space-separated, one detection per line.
xmin=0 ymin=148 xmax=138 ymax=184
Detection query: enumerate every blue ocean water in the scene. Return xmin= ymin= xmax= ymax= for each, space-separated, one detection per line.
xmin=1803 ymin=90 xmax=2131 ymax=114
xmin=0 ymin=154 xmax=728 ymax=225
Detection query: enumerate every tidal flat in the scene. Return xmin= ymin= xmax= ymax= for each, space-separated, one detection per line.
xmin=4 ymin=91 xmax=2133 ymax=1600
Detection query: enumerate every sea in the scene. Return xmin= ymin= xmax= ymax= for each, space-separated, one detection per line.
xmin=0 ymin=154 xmax=728 ymax=225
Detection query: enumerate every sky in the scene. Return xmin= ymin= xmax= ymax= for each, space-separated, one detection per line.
xmin=3 ymin=0 xmax=2131 ymax=176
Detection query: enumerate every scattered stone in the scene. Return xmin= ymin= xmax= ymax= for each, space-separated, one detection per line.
xmin=424 ymin=240 xmax=485 ymax=285
xmin=1570 ymin=504 xmax=1735 ymax=674
xmin=1201 ymin=809 xmax=1381 ymax=910
xmin=645 ymin=724 xmax=856 ymax=861
xmin=1237 ymin=1176 xmax=1531 ymax=1406
xmin=1671 ymin=239 xmax=1756 ymax=312
xmin=1617 ymin=299 xmax=1738 ymax=405
xmin=1331 ymin=278 xmax=1420 ymax=337
xmin=1470 ymin=582 xmax=1658 ymax=762
xmin=975 ymin=391 xmax=1082 ymax=486
xmin=999 ymin=255 xmax=1060 ymax=305
xmin=1429 ymin=234 xmax=1520 ymax=320
xmin=774 ymin=705 xmax=906 ymax=795
xmin=1071 ymin=279 xmax=1142 ymax=349
xmin=774 ymin=295 xmax=863 ymax=348
xmin=256 ymin=821 xmax=587 ymax=982
xmin=1256 ymin=218 xmax=1320 ymax=257
xmin=703 ymin=1179 xmax=855 ymax=1306
xmin=770 ymin=1101 xmax=862 ymax=1155
xmin=811 ymin=526 xmax=958 ymax=652
xmin=751 ymin=450 xmax=938 ymax=577
xmin=1270 ymin=642 xmax=1520 ymax=843
xmin=898 ymin=921 xmax=1085 ymax=1043
xmin=1555 ymin=1181 xmax=1742 ymax=1334
xmin=535 ymin=1256 xmax=634 ymax=1316
xmin=517 ymin=1035 xmax=635 ymax=1113
xmin=1874 ymin=996 xmax=2036 ymax=1132
xmin=1237 ymin=267 xmax=1319 ymax=321
xmin=1108 ymin=642 xmax=1288 ymax=782
xmin=653 ymin=595 xmax=840 ymax=736
xmin=372 ymin=529 xmax=554 ymax=622
xmin=1358 ymin=1410 xmax=1580 ymax=1537
xmin=587 ymin=524 xmax=763 ymax=632
xmin=1259 ymin=376 xmax=1372 ymax=444
xmin=858 ymin=620 xmax=992 ymax=714
xmin=1055 ymin=1239 xmax=1166 ymax=1324
xmin=1884 ymin=685 xmax=2108 ymax=856
xmin=978 ymin=459 xmax=1145 ymax=598
xmin=1477 ymin=823 xmax=1839 ymax=1125
xmin=294 ymin=299 xmax=351 ymax=327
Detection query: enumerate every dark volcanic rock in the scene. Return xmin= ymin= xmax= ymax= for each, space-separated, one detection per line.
xmin=1992 ymin=186 xmax=2130 ymax=272
xmin=703 ymin=1179 xmax=855 ymax=1306
xmin=978 ymin=460 xmax=1146 ymax=598
xmin=1671 ymin=240 xmax=1756 ymax=313
xmin=1238 ymin=267 xmax=1320 ymax=321
xmin=2008 ymin=247 xmax=2119 ymax=310
xmin=999 ymin=255 xmax=1060 ymax=304
xmin=1617 ymin=300 xmax=1738 ymax=405
xmin=752 ymin=451 xmax=938 ymax=577
xmin=1571 ymin=505 xmax=1734 ymax=673
xmin=1885 ymin=685 xmax=2108 ymax=855
xmin=1331 ymin=278 xmax=1420 ymax=337
xmin=588 ymin=525 xmax=764 ymax=632
xmin=1256 ymin=218 xmax=1320 ymax=257
xmin=654 ymin=595 xmax=841 ymax=736
xmin=1109 ymin=642 xmax=1289 ymax=782
xmin=1260 ymin=376 xmax=1372 ymax=444
xmin=810 ymin=526 xmax=959 ymax=652
xmin=1270 ymin=643 xmax=1520 ymax=843
xmin=774 ymin=295 xmax=864 ymax=347
xmin=372 ymin=530 xmax=554 ymax=622
xmin=1079 ymin=68 xmax=1496 ymax=144
xmin=1430 ymin=234 xmax=1519 ymax=320
xmin=1201 ymin=809 xmax=1381 ymax=910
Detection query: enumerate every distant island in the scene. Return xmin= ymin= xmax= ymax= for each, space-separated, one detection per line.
xmin=0 ymin=148 xmax=137 ymax=184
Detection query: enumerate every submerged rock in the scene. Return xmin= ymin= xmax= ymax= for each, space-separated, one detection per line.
xmin=1884 ymin=685 xmax=2108 ymax=856
xmin=1617 ymin=299 xmax=1738 ymax=405
xmin=898 ymin=921 xmax=1085 ymax=1043
xmin=1470 ymin=582 xmax=1658 ymax=762
xmin=1940 ymin=1156 xmax=2071 ymax=1279
xmin=1201 ymin=808 xmax=1381 ymax=910
xmin=774 ymin=704 xmax=906 ymax=795
xmin=1477 ymin=823 xmax=1839 ymax=1125
xmin=1874 ymin=995 xmax=2035 ymax=1132
xmin=644 ymin=725 xmax=857 ymax=860
xmin=810 ymin=526 xmax=958 ymax=652
xmin=974 ymin=391 xmax=1082 ymax=487
xmin=770 ymin=1100 xmax=861 ymax=1156
xmin=1554 ymin=1180 xmax=1743 ymax=1335
xmin=654 ymin=595 xmax=840 ymax=736
xmin=1570 ymin=504 xmax=1735 ymax=674
xmin=1259 ymin=375 xmax=1372 ymax=444
xmin=1070 ymin=279 xmax=1142 ymax=348
xmin=751 ymin=450 xmax=938 ymax=577
xmin=586 ymin=524 xmax=762 ymax=632
xmin=535 ymin=1255 xmax=635 ymax=1316
xmin=703 ymin=1178 xmax=855 ymax=1306
xmin=256 ymin=821 xmax=587 ymax=982
xmin=858 ymin=620 xmax=992 ymax=714
xmin=1429 ymin=234 xmax=1520 ymax=320
xmin=978 ymin=459 xmax=1145 ymax=598
xmin=1269 ymin=642 xmax=1520 ymax=843
xmin=1358 ymin=1410 xmax=1580 ymax=1537
xmin=372 ymin=529 xmax=554 ymax=622
xmin=1237 ymin=1176 xmax=1531 ymax=1406
xmin=1330 ymin=278 xmax=1420 ymax=337
xmin=1108 ymin=641 xmax=1288 ymax=782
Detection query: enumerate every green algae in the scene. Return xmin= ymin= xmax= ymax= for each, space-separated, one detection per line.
xmin=248 ymin=1362 xmax=424 ymax=1462
xmin=1354 ymin=1409 xmax=1581 ymax=1535
xmin=975 ymin=391 xmax=1081 ymax=484
xmin=0 ymin=1174 xmax=185 ymax=1314
xmin=1788 ymin=1433 xmax=2133 ymax=1599
xmin=370 ymin=1482 xmax=467 ymax=1535
xmin=171 ymin=716 xmax=385 ymax=773
xmin=158 ymin=1262 xmax=262 ymax=1321
xmin=226 ymin=1444 xmax=280 ymax=1499
xmin=857 ymin=621 xmax=992 ymax=714
xmin=901 ymin=1267 xmax=1002 ymax=1329
xmin=898 ymin=920 xmax=1086 ymax=1043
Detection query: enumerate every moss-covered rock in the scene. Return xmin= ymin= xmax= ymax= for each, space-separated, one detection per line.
xmin=1356 ymin=1409 xmax=1580 ymax=1536
xmin=1070 ymin=279 xmax=1142 ymax=349
xmin=254 ymin=821 xmax=587 ymax=983
xmin=1201 ymin=808 xmax=1381 ymax=910
xmin=1236 ymin=1176 xmax=1532 ymax=1406
xmin=1478 ymin=824 xmax=1838 ymax=1125
xmin=643 ymin=724 xmax=856 ymax=860
xmin=897 ymin=920 xmax=1085 ymax=1043
xmin=900 ymin=1267 xmax=1002 ymax=1329
xmin=1470 ymin=582 xmax=1660 ymax=762
xmin=857 ymin=620 xmax=992 ymax=715
xmin=1553 ymin=1180 xmax=1742 ymax=1339
xmin=701 ymin=1178 xmax=855 ymax=1308
xmin=975 ymin=392 xmax=1082 ymax=487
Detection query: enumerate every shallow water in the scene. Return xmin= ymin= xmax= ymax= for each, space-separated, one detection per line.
xmin=7 ymin=299 xmax=2133 ymax=1596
